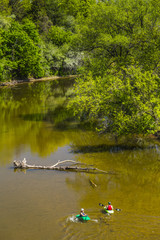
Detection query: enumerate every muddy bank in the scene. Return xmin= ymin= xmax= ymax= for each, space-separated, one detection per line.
xmin=0 ymin=75 xmax=78 ymax=87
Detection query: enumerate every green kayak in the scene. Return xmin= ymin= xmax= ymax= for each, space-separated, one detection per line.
xmin=76 ymin=214 xmax=90 ymax=221
xmin=104 ymin=207 xmax=114 ymax=214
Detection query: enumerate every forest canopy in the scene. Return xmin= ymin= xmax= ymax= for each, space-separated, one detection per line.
xmin=1 ymin=0 xmax=160 ymax=136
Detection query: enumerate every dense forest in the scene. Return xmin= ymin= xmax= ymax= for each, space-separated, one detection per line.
xmin=1 ymin=0 xmax=160 ymax=137
xmin=0 ymin=0 xmax=96 ymax=80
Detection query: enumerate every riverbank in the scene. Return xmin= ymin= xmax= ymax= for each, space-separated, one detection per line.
xmin=0 ymin=75 xmax=78 ymax=87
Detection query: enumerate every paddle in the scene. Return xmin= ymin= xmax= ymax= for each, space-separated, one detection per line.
xmin=99 ymin=203 xmax=121 ymax=211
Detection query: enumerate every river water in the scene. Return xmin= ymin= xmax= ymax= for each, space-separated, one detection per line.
xmin=0 ymin=79 xmax=160 ymax=240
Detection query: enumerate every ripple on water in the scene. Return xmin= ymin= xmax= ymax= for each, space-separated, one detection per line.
xmin=59 ymin=212 xmax=160 ymax=240
xmin=66 ymin=215 xmax=99 ymax=223
xmin=66 ymin=215 xmax=79 ymax=223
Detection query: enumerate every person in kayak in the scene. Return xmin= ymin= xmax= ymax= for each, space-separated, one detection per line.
xmin=106 ymin=202 xmax=113 ymax=210
xmin=80 ymin=208 xmax=87 ymax=216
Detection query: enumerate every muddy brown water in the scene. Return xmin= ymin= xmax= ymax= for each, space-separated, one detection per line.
xmin=0 ymin=80 xmax=160 ymax=240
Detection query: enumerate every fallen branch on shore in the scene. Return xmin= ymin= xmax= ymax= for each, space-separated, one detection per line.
xmin=13 ymin=158 xmax=114 ymax=174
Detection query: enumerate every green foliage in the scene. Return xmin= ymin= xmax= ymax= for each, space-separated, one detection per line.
xmin=48 ymin=25 xmax=72 ymax=46
xmin=0 ymin=20 xmax=43 ymax=80
xmin=67 ymin=0 xmax=160 ymax=136
xmin=1 ymin=0 xmax=160 ymax=137
xmin=9 ymin=0 xmax=31 ymax=20
xmin=74 ymin=0 xmax=160 ymax=75
xmin=59 ymin=0 xmax=96 ymax=18
xmin=40 ymin=39 xmax=81 ymax=76
xmin=68 ymin=67 xmax=160 ymax=136
xmin=0 ymin=0 xmax=95 ymax=81
xmin=29 ymin=0 xmax=52 ymax=34
xmin=0 ymin=0 xmax=11 ymax=16
xmin=0 ymin=15 xmax=13 ymax=29
xmin=45 ymin=0 xmax=68 ymax=26
xmin=22 ymin=18 xmax=40 ymax=43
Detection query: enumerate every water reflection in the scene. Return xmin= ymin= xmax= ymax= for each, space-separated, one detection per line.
xmin=0 ymin=80 xmax=75 ymax=163
xmin=0 ymin=78 xmax=160 ymax=184
xmin=0 ymin=79 xmax=160 ymax=240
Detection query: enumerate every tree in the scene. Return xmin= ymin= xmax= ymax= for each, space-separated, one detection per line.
xmin=73 ymin=0 xmax=160 ymax=75
xmin=1 ymin=20 xmax=44 ymax=80
xmin=45 ymin=0 xmax=66 ymax=26
xmin=9 ymin=0 xmax=31 ymax=20
xmin=67 ymin=0 xmax=160 ymax=137
xmin=0 ymin=0 xmax=11 ymax=16
xmin=48 ymin=25 xmax=72 ymax=46
xmin=29 ymin=0 xmax=52 ymax=34
xmin=59 ymin=0 xmax=96 ymax=18
xmin=68 ymin=67 xmax=160 ymax=137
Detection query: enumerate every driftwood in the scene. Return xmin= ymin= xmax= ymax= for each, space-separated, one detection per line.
xmin=13 ymin=158 xmax=113 ymax=174
xmin=89 ymin=179 xmax=97 ymax=188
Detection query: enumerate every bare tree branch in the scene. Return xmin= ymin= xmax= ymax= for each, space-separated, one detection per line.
xmin=13 ymin=158 xmax=115 ymax=174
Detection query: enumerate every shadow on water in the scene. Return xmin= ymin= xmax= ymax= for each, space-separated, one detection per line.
xmin=19 ymin=113 xmax=46 ymax=121
xmin=19 ymin=109 xmax=157 ymax=155
xmin=70 ymin=143 xmax=156 ymax=154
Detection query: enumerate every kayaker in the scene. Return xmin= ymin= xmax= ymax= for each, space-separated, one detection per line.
xmin=80 ymin=208 xmax=87 ymax=216
xmin=106 ymin=202 xmax=113 ymax=210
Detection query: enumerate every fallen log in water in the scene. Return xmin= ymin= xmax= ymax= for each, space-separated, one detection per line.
xmin=13 ymin=158 xmax=114 ymax=174
xmin=89 ymin=179 xmax=97 ymax=188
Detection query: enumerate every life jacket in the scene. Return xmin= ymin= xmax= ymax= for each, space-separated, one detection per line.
xmin=81 ymin=212 xmax=85 ymax=216
xmin=107 ymin=205 xmax=112 ymax=210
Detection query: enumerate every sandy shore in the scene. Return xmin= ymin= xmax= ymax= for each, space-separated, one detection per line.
xmin=0 ymin=75 xmax=78 ymax=87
